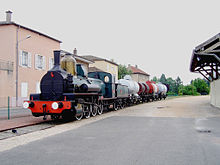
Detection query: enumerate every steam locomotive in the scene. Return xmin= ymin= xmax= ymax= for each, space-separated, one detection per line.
xmin=23 ymin=50 xmax=167 ymax=121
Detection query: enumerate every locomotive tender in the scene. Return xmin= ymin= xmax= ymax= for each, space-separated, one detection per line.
xmin=23 ymin=50 xmax=168 ymax=120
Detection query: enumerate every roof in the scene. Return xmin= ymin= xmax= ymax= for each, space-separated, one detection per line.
xmin=0 ymin=21 xmax=62 ymax=43
xmin=128 ymin=66 xmax=150 ymax=76
xmin=61 ymin=50 xmax=93 ymax=64
xmin=190 ymin=33 xmax=220 ymax=81
xmin=82 ymin=55 xmax=118 ymax=66
xmin=88 ymin=67 xmax=105 ymax=72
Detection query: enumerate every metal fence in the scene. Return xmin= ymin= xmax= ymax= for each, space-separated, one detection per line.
xmin=0 ymin=96 xmax=28 ymax=108
xmin=0 ymin=96 xmax=30 ymax=120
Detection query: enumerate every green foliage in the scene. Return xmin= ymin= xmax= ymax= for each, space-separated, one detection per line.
xmin=151 ymin=76 xmax=158 ymax=82
xmin=159 ymin=74 xmax=167 ymax=84
xmin=191 ymin=78 xmax=210 ymax=95
xmin=118 ymin=64 xmax=132 ymax=79
xmin=179 ymin=84 xmax=200 ymax=96
xmin=154 ymin=74 xmax=209 ymax=96
xmin=167 ymin=91 xmax=178 ymax=96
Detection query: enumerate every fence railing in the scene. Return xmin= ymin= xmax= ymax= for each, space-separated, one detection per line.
xmin=0 ymin=96 xmax=28 ymax=108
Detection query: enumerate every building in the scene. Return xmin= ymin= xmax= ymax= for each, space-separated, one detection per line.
xmin=82 ymin=55 xmax=118 ymax=82
xmin=0 ymin=11 xmax=61 ymax=107
xmin=127 ymin=64 xmax=150 ymax=82
xmin=190 ymin=33 xmax=220 ymax=108
xmin=61 ymin=49 xmax=93 ymax=72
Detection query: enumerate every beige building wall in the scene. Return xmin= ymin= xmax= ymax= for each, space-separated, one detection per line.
xmin=0 ymin=25 xmax=16 ymax=107
xmin=131 ymin=74 xmax=149 ymax=83
xmin=90 ymin=61 xmax=118 ymax=81
xmin=210 ymin=78 xmax=220 ymax=108
xmin=0 ymin=24 xmax=60 ymax=107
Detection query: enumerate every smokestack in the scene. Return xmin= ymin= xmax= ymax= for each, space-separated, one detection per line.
xmin=6 ymin=10 xmax=12 ymax=23
xmin=73 ymin=48 xmax=77 ymax=56
xmin=54 ymin=50 xmax=61 ymax=66
xmin=50 ymin=50 xmax=62 ymax=71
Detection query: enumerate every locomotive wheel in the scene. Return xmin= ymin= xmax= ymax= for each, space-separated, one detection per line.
xmin=91 ymin=105 xmax=98 ymax=117
xmin=62 ymin=110 xmax=75 ymax=121
xmin=75 ymin=113 xmax=83 ymax=121
xmin=113 ymin=103 xmax=118 ymax=111
xmin=51 ymin=114 xmax=60 ymax=120
xmin=83 ymin=105 xmax=91 ymax=119
xmin=97 ymin=104 xmax=104 ymax=115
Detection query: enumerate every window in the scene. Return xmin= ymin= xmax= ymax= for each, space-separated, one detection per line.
xmin=49 ymin=57 xmax=54 ymax=70
xmin=22 ymin=51 xmax=28 ymax=66
xmin=19 ymin=50 xmax=31 ymax=67
xmin=35 ymin=54 xmax=46 ymax=70
xmin=21 ymin=82 xmax=28 ymax=97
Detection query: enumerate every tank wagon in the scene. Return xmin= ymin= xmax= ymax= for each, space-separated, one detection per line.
xmin=23 ymin=50 xmax=168 ymax=121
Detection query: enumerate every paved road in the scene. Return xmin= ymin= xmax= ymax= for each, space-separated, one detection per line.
xmin=0 ymin=96 xmax=220 ymax=165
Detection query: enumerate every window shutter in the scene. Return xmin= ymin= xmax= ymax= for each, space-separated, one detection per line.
xmin=35 ymin=54 xmax=38 ymax=69
xmin=49 ymin=57 xmax=54 ymax=69
xmin=21 ymin=82 xmax=28 ymax=98
xmin=43 ymin=56 xmax=46 ymax=70
xmin=19 ymin=50 xmax=22 ymax=66
xmin=36 ymin=82 xmax=41 ymax=93
xmin=28 ymin=52 xmax=32 ymax=68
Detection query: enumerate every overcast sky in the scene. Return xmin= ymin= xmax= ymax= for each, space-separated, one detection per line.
xmin=1 ymin=0 xmax=220 ymax=84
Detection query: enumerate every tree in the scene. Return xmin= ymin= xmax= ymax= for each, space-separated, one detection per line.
xmin=191 ymin=78 xmax=210 ymax=95
xmin=118 ymin=64 xmax=132 ymax=79
xmin=181 ymin=84 xmax=199 ymax=96
xmin=151 ymin=76 xmax=158 ymax=82
xmin=159 ymin=74 xmax=167 ymax=84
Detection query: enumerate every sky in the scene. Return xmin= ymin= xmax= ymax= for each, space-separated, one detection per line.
xmin=1 ymin=0 xmax=220 ymax=84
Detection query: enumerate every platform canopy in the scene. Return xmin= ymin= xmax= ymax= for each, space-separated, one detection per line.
xmin=190 ymin=33 xmax=220 ymax=81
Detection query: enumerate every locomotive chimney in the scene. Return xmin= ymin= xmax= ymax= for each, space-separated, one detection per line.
xmin=73 ymin=48 xmax=77 ymax=56
xmin=54 ymin=50 xmax=61 ymax=66
xmin=6 ymin=10 xmax=12 ymax=23
xmin=50 ymin=50 xmax=62 ymax=71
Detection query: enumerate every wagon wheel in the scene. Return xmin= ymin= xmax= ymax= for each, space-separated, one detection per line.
xmin=91 ymin=105 xmax=98 ymax=117
xmin=97 ymin=104 xmax=104 ymax=115
xmin=83 ymin=105 xmax=91 ymax=119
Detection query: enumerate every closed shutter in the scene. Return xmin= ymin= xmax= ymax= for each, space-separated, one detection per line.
xmin=35 ymin=54 xmax=38 ymax=69
xmin=21 ymin=82 xmax=28 ymax=98
xmin=19 ymin=50 xmax=23 ymax=66
xmin=28 ymin=52 xmax=32 ymax=68
xmin=43 ymin=56 xmax=46 ymax=70
xmin=49 ymin=57 xmax=54 ymax=69
xmin=36 ymin=82 xmax=41 ymax=93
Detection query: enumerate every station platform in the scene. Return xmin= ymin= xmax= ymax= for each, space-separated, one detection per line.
xmin=0 ymin=115 xmax=48 ymax=132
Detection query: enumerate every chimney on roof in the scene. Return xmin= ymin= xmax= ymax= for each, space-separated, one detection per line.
xmin=135 ymin=65 xmax=138 ymax=68
xmin=6 ymin=10 xmax=12 ymax=23
xmin=128 ymin=64 xmax=131 ymax=67
xmin=73 ymin=48 xmax=77 ymax=56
